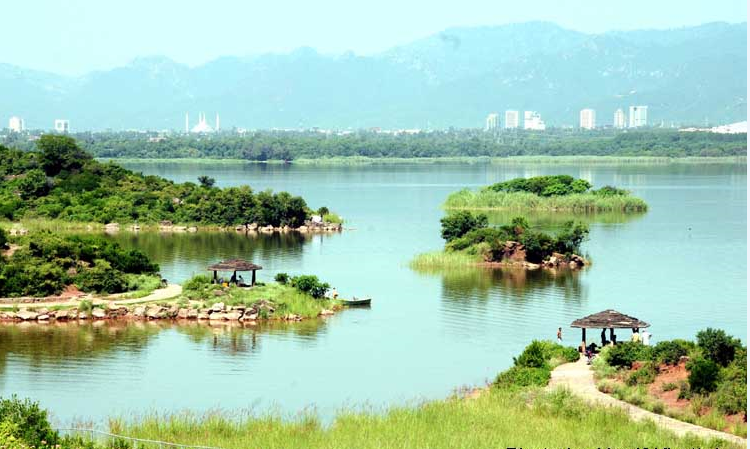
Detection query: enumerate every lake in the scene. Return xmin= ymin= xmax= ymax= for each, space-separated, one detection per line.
xmin=0 ymin=160 xmax=746 ymax=425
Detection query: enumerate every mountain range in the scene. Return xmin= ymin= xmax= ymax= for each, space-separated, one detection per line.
xmin=0 ymin=21 xmax=746 ymax=130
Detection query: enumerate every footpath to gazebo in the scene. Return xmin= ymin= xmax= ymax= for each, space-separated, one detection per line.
xmin=549 ymin=355 xmax=746 ymax=445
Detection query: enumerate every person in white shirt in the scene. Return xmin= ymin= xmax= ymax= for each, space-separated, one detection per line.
xmin=641 ymin=330 xmax=651 ymax=346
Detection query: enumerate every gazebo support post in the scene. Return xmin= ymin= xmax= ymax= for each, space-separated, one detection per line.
xmin=580 ymin=328 xmax=586 ymax=353
xmin=251 ymin=270 xmax=256 ymax=286
xmin=213 ymin=270 xmax=217 ymax=283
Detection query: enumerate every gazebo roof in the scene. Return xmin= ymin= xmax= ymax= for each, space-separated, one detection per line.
xmin=571 ymin=309 xmax=650 ymax=329
xmin=207 ymin=259 xmax=263 ymax=272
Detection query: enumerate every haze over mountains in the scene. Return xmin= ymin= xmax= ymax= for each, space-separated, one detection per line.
xmin=1 ymin=21 xmax=745 ymax=130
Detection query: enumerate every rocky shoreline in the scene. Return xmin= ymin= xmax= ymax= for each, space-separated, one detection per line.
xmin=479 ymin=241 xmax=589 ymax=271
xmin=0 ymin=300 xmax=337 ymax=324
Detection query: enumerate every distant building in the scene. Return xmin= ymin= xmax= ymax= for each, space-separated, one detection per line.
xmin=613 ymin=109 xmax=626 ymax=129
xmin=505 ymin=110 xmax=520 ymax=129
xmin=628 ymin=106 xmax=648 ymax=128
xmin=8 ymin=116 xmax=24 ymax=132
xmin=524 ymin=111 xmax=546 ymax=131
xmin=485 ymin=113 xmax=500 ymax=131
xmin=186 ymin=112 xmax=219 ymax=133
xmin=579 ymin=109 xmax=596 ymax=130
xmin=54 ymin=119 xmax=70 ymax=133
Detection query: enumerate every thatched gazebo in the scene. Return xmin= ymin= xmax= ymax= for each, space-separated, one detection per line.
xmin=571 ymin=309 xmax=650 ymax=352
xmin=207 ymin=259 xmax=262 ymax=286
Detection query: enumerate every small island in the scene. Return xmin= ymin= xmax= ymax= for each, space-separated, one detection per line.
xmin=444 ymin=175 xmax=648 ymax=212
xmin=0 ymin=135 xmax=342 ymax=231
xmin=411 ymin=211 xmax=589 ymax=270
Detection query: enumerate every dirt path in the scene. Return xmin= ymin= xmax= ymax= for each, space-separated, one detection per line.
xmin=548 ymin=358 xmax=746 ymax=446
xmin=1 ymin=284 xmax=183 ymax=309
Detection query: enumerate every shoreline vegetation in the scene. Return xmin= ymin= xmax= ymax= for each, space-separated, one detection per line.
xmin=5 ymin=128 xmax=744 ymax=160
xmin=444 ymin=175 xmax=648 ymax=212
xmin=411 ymin=212 xmax=589 ymax=271
xmin=0 ymin=340 xmax=740 ymax=449
xmin=101 ymin=154 xmax=749 ymax=165
xmin=0 ymin=135 xmax=342 ymax=229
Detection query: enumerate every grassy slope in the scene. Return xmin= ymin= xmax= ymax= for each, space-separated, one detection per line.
xmin=409 ymin=250 xmax=482 ymax=269
xmin=111 ymin=388 xmax=738 ymax=449
xmin=444 ymin=189 xmax=648 ymax=212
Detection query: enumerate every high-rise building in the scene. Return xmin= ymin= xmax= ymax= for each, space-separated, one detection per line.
xmin=485 ymin=113 xmax=499 ymax=131
xmin=579 ymin=109 xmax=596 ymax=130
xmin=8 ymin=116 xmax=24 ymax=132
xmin=628 ymin=106 xmax=648 ymax=128
xmin=54 ymin=119 xmax=70 ymax=133
xmin=524 ymin=111 xmax=546 ymax=131
xmin=613 ymin=109 xmax=626 ymax=129
xmin=504 ymin=110 xmax=520 ymax=129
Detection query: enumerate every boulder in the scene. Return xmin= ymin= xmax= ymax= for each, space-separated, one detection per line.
xmin=225 ymin=311 xmax=242 ymax=320
xmin=241 ymin=312 xmax=258 ymax=321
xmin=247 ymin=223 xmax=258 ymax=231
xmin=187 ymin=309 xmax=199 ymax=319
xmin=91 ymin=308 xmax=107 ymax=319
xmin=209 ymin=312 xmax=226 ymax=320
xmin=569 ymin=261 xmax=579 ymax=269
xmin=211 ymin=302 xmax=225 ymax=312
xmin=297 ymin=225 xmax=308 ymax=232
xmin=78 ymin=312 xmax=89 ymax=320
xmin=197 ymin=311 xmax=210 ymax=320
xmin=0 ymin=311 xmax=16 ymax=321
xmin=37 ymin=314 xmax=50 ymax=321
xmin=145 ymin=306 xmax=165 ymax=319
xmin=187 ymin=226 xmax=198 ymax=233
xmin=319 ymin=309 xmax=335 ymax=316
xmin=53 ymin=309 xmax=69 ymax=320
xmin=177 ymin=308 xmax=189 ymax=319
xmin=16 ymin=310 xmax=38 ymax=321
xmin=37 ymin=308 xmax=49 ymax=315
xmin=283 ymin=313 xmax=301 ymax=321
xmin=167 ymin=305 xmax=179 ymax=318
xmin=133 ymin=306 xmax=146 ymax=317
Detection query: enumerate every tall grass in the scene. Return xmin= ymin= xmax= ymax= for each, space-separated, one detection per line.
xmin=409 ymin=250 xmax=481 ymax=270
xmin=444 ymin=189 xmax=648 ymax=212
xmin=108 ymin=388 xmax=738 ymax=449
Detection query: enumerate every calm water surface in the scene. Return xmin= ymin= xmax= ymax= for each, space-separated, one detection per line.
xmin=0 ymin=161 xmax=746 ymax=425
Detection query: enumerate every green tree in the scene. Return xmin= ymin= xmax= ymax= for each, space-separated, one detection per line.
xmin=16 ymin=169 xmax=49 ymax=199
xmin=440 ymin=211 xmax=488 ymax=242
xmin=198 ymin=175 xmax=216 ymax=188
xmin=36 ymin=134 xmax=91 ymax=176
xmin=696 ymin=328 xmax=741 ymax=367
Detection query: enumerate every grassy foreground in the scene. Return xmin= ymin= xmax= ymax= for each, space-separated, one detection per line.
xmin=107 ymin=388 xmax=737 ymax=449
xmin=445 ymin=189 xmax=648 ymax=212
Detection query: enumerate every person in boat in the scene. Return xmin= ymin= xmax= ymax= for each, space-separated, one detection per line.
xmin=556 ymin=327 xmax=562 ymax=343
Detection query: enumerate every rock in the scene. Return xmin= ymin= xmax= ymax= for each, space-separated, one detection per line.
xmin=54 ymin=309 xmax=69 ymax=320
xmin=16 ymin=310 xmax=38 ymax=321
xmin=232 ymin=305 xmax=246 ymax=312
xmin=235 ymin=225 xmax=246 ymax=231
xmin=37 ymin=314 xmax=50 ymax=321
xmin=133 ymin=306 xmax=146 ymax=317
xmin=91 ymin=308 xmax=107 ymax=319
xmin=247 ymin=223 xmax=258 ymax=231
xmin=78 ymin=312 xmax=89 ymax=320
xmin=241 ymin=312 xmax=258 ymax=321
xmin=187 ymin=309 xmax=198 ymax=319
xmin=197 ymin=311 xmax=210 ymax=320
xmin=225 ymin=311 xmax=242 ymax=320
xmin=297 ymin=225 xmax=308 ymax=232
xmin=209 ymin=312 xmax=226 ymax=320
xmin=569 ymin=261 xmax=578 ymax=269
xmin=177 ymin=308 xmax=189 ymax=319
xmin=146 ymin=306 xmax=165 ymax=319
xmin=167 ymin=305 xmax=179 ymax=318
xmin=37 ymin=307 xmax=49 ymax=315
xmin=173 ymin=226 xmax=187 ymax=232
xmin=319 ymin=309 xmax=335 ymax=316
xmin=211 ymin=302 xmax=225 ymax=312
xmin=187 ymin=226 xmax=198 ymax=233
xmin=106 ymin=302 xmax=120 ymax=311
xmin=0 ymin=312 xmax=16 ymax=320
xmin=284 ymin=313 xmax=301 ymax=321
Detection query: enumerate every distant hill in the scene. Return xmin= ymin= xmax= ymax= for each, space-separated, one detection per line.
xmin=0 ymin=21 xmax=745 ymax=130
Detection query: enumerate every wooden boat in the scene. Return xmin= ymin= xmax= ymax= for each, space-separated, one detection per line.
xmin=340 ymin=297 xmax=371 ymax=307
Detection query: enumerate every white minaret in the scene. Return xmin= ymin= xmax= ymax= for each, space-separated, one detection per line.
xmin=215 ymin=113 xmax=220 ymax=131
xmin=185 ymin=112 xmax=189 ymax=133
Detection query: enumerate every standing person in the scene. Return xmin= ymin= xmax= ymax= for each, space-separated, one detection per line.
xmin=556 ymin=327 xmax=562 ymax=343
xmin=631 ymin=328 xmax=641 ymax=343
xmin=601 ymin=329 xmax=607 ymax=346
xmin=331 ymin=287 xmax=339 ymax=299
xmin=641 ymin=329 xmax=651 ymax=346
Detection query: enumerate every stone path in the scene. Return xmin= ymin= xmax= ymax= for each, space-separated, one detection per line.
xmin=548 ymin=357 xmax=746 ymax=446
xmin=2 ymin=284 xmax=183 ymax=309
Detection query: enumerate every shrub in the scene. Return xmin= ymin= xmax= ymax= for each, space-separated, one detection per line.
xmin=604 ymin=341 xmax=650 ymax=368
xmin=274 ymin=272 xmax=290 ymax=284
xmin=78 ymin=299 xmax=93 ymax=313
xmin=440 ymin=211 xmax=488 ymax=242
xmin=0 ymin=227 xmax=7 ymax=248
xmin=677 ymin=381 xmax=691 ymax=399
xmin=494 ymin=366 xmax=551 ymax=388
xmin=652 ymin=340 xmax=692 ymax=365
xmin=661 ymin=382 xmax=678 ymax=392
xmin=714 ymin=379 xmax=747 ymax=414
xmin=290 ymin=275 xmax=330 ymax=299
xmin=183 ymin=274 xmax=212 ymax=291
xmin=513 ymin=340 xmax=548 ymax=368
xmin=75 ymin=259 xmax=128 ymax=293
xmin=696 ymin=328 xmax=741 ymax=367
xmin=626 ymin=363 xmax=658 ymax=386
xmin=0 ymin=396 xmax=57 ymax=447
xmin=687 ymin=358 xmax=720 ymax=394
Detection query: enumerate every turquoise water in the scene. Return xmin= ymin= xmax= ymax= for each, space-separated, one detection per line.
xmin=0 ymin=161 xmax=745 ymax=425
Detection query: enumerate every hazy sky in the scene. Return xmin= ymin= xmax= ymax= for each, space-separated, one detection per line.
xmin=3 ymin=0 xmax=746 ymax=75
